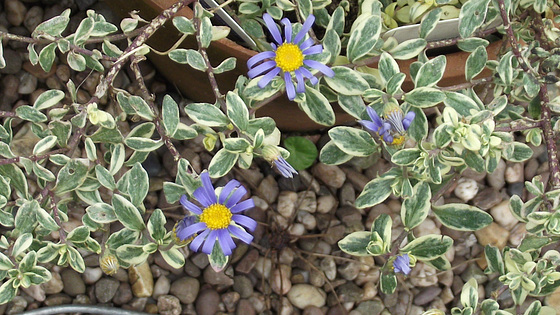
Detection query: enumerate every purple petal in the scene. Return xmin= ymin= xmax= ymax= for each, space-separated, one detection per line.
xmin=366 ymin=107 xmax=383 ymax=127
xmin=303 ymin=59 xmax=334 ymax=77
xmin=394 ymin=254 xmax=411 ymax=275
xmin=282 ymin=18 xmax=292 ymax=43
xmin=217 ymin=229 xmax=233 ymax=256
xmin=230 ymin=199 xmax=254 ymax=214
xmin=189 ymin=229 xmax=210 ymax=252
xmin=229 ymin=225 xmax=254 ymax=245
xmin=293 ymin=14 xmax=315 ymax=44
xmin=258 ymin=67 xmax=281 ymax=88
xmin=359 ymin=120 xmax=379 ymax=133
xmin=382 ymin=122 xmax=391 ymax=133
xmin=284 ymin=72 xmax=296 ymax=100
xmin=232 ymin=214 xmax=257 ymax=232
xmin=403 ymin=119 xmax=412 ymax=130
xmin=225 ymin=185 xmax=248 ymax=208
xmin=402 ymin=111 xmax=416 ymax=130
xmin=202 ymin=230 xmax=219 ymax=254
xmin=275 ymin=157 xmax=298 ymax=178
xmin=200 ymin=172 xmax=217 ymax=205
xmin=294 ymin=69 xmax=306 ymax=93
xmin=383 ymin=132 xmax=393 ymax=144
xmin=180 ymin=195 xmax=202 ymax=215
xmin=247 ymin=60 xmax=277 ymax=78
xmin=224 ymin=231 xmax=236 ymax=250
xmin=193 ymin=187 xmax=213 ymax=208
xmin=299 ymin=67 xmax=318 ymax=85
xmin=177 ymin=222 xmax=206 ymax=240
xmin=263 ymin=13 xmax=283 ymax=45
xmin=303 ymin=44 xmax=323 ymax=56
xmin=247 ymin=51 xmax=276 ymax=69
xmin=299 ymin=38 xmax=315 ymax=51
xmin=218 ymin=179 xmax=240 ymax=204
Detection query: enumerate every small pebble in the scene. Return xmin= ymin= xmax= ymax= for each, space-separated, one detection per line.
xmin=203 ymin=265 xmax=234 ymax=286
xmin=287 ymin=284 xmax=327 ymax=309
xmin=454 ymin=177 xmax=479 ymax=202
xmin=95 ymin=278 xmax=120 ymax=303
xmin=152 ymin=276 xmax=171 ymax=299
xmin=487 ymin=159 xmax=506 ymax=189
xmin=5 ymin=0 xmax=27 ymax=26
xmin=170 ymin=277 xmax=199 ymax=304
xmin=277 ymin=191 xmax=297 ymax=218
xmin=505 ymin=163 xmax=524 ymax=183
xmin=23 ymin=6 xmax=43 ymax=32
xmin=490 ymin=200 xmax=518 ymax=229
xmin=413 ymin=286 xmax=441 ymax=305
xmin=195 ymin=289 xmax=220 ymax=314
xmin=257 ymin=175 xmax=279 ymax=204
xmin=113 ymin=282 xmax=133 ymax=305
xmin=409 ymin=263 xmax=438 ymax=287
xmin=271 ymin=264 xmax=292 ymax=295
xmin=233 ymin=275 xmax=254 ymax=299
xmin=41 ymin=271 xmax=63 ymax=294
xmin=157 ymin=295 xmax=181 ymax=315
xmin=312 ymin=163 xmax=346 ymax=188
xmin=297 ymin=191 xmax=317 ymax=213
xmin=129 ymin=262 xmax=154 ymax=298
xmin=474 ymin=222 xmax=510 ymax=249
xmin=61 ymin=269 xmax=86 ymax=297
xmin=82 ymin=267 xmax=103 ymax=285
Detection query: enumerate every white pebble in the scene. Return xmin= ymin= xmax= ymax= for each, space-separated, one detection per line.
xmin=490 ymin=200 xmax=518 ymax=229
xmin=454 ymin=178 xmax=479 ymax=202
xmin=505 ymin=163 xmax=524 ymax=183
xmin=277 ymin=191 xmax=297 ymax=218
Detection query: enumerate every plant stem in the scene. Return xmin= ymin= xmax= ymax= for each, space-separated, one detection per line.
xmin=0 ymin=128 xmax=83 ymax=166
xmin=88 ymin=0 xmax=196 ymax=109
xmin=430 ymin=173 xmax=460 ymax=203
xmin=130 ymin=57 xmax=182 ymax=162
xmin=539 ymin=85 xmax=560 ymax=189
xmin=193 ymin=17 xmax=227 ymax=110
xmin=494 ymin=120 xmax=541 ymax=132
xmin=0 ymin=31 xmax=117 ymax=62
xmin=390 ymin=230 xmax=408 ymax=255
xmin=496 ymin=0 xmax=560 ymax=189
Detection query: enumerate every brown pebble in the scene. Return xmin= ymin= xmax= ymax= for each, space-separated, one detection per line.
xmin=5 ymin=0 xmax=27 ymax=26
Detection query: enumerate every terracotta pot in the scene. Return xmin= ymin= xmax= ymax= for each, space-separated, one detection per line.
xmin=106 ymin=0 xmax=502 ymax=131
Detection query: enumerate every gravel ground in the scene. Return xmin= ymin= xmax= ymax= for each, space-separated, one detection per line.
xmin=1 ymin=0 xmax=560 ymax=314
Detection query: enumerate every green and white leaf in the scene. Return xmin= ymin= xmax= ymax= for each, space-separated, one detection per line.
xmin=328 ymin=126 xmax=377 ymax=157
xmin=432 ymin=203 xmax=493 ymax=231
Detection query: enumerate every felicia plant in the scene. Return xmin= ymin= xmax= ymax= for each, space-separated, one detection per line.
xmin=0 ymin=0 xmax=559 ymax=312
xmin=176 ymin=172 xmax=256 ymax=257
xmin=247 ymin=13 xmax=335 ymax=100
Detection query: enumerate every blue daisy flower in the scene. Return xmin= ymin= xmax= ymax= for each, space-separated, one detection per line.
xmin=393 ymin=254 xmax=412 ymax=275
xmin=359 ymin=106 xmax=392 ymax=142
xmin=176 ymin=172 xmax=257 ymax=256
xmin=247 ymin=13 xmax=335 ymax=100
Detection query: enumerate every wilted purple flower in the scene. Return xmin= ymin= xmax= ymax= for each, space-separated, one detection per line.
xmin=359 ymin=106 xmax=392 ymax=142
xmin=273 ymin=155 xmax=298 ymax=178
xmin=393 ymin=254 xmax=411 ymax=275
xmin=176 ymin=172 xmax=257 ymax=256
xmin=381 ymin=106 xmax=416 ymax=145
xmin=247 ymin=13 xmax=334 ymax=100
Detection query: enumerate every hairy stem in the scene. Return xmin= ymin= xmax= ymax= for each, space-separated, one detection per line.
xmin=130 ymin=57 xmax=182 ymax=162
xmin=87 ymin=0 xmax=196 ymax=109
xmin=193 ymin=17 xmax=227 ymax=110
xmin=497 ymin=0 xmax=560 ymax=189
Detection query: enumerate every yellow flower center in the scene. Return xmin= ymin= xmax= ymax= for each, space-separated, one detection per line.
xmin=391 ymin=135 xmax=406 ymax=145
xmin=200 ymin=204 xmax=232 ymax=230
xmin=275 ymin=43 xmax=304 ymax=72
